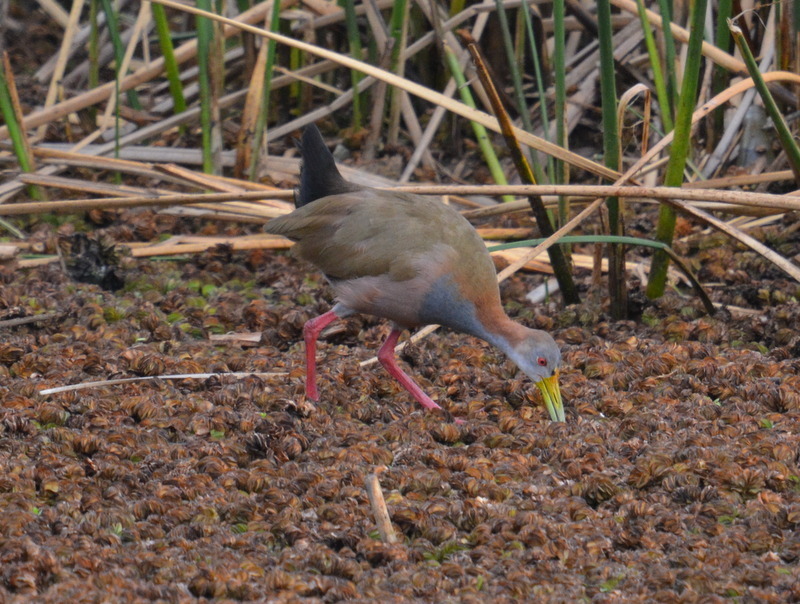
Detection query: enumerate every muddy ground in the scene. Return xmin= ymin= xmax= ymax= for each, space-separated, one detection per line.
xmin=0 ymin=206 xmax=799 ymax=602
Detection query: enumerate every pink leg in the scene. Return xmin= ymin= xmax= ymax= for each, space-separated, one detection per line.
xmin=303 ymin=309 xmax=340 ymax=401
xmin=378 ymin=328 xmax=442 ymax=411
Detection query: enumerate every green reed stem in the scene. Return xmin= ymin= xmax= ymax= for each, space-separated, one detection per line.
xmin=646 ymin=0 xmax=709 ymax=298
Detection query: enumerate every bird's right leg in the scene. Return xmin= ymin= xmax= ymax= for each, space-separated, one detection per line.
xmin=303 ymin=304 xmax=349 ymax=400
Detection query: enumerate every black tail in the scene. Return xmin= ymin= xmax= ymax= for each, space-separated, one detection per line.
xmin=296 ymin=124 xmax=362 ymax=207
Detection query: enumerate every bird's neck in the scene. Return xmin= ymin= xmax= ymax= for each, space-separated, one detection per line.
xmin=477 ymin=307 xmax=530 ymax=358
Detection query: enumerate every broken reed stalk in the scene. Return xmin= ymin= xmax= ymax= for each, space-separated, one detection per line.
xmin=365 ymin=473 xmax=397 ymax=544
xmin=460 ymin=30 xmax=580 ymax=306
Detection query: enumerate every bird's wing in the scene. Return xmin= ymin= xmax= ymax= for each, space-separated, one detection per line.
xmin=266 ymin=189 xmax=475 ymax=282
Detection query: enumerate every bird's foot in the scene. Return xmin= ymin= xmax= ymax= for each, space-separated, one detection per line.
xmin=305 ymin=379 xmax=320 ymax=402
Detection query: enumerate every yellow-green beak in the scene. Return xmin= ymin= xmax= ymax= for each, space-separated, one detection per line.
xmin=535 ymin=369 xmax=564 ymax=422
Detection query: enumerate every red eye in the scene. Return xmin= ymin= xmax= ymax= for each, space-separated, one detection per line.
xmin=537 ymin=357 xmax=547 ymax=367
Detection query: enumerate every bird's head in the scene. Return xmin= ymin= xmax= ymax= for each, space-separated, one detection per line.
xmin=506 ymin=329 xmax=564 ymax=422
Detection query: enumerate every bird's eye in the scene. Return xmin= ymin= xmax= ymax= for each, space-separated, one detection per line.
xmin=537 ymin=357 xmax=547 ymax=367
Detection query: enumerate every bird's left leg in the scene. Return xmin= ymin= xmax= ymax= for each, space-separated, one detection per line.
xmin=303 ymin=304 xmax=350 ymax=400
xmin=377 ymin=327 xmax=442 ymax=411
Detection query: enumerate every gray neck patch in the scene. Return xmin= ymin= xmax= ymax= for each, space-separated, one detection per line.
xmin=417 ymin=274 xmax=493 ymax=342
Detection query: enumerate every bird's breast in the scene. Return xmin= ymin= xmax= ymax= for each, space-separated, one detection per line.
xmin=417 ymin=274 xmax=490 ymax=339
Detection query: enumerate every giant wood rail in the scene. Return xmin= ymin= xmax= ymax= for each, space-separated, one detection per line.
xmin=265 ymin=125 xmax=564 ymax=421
